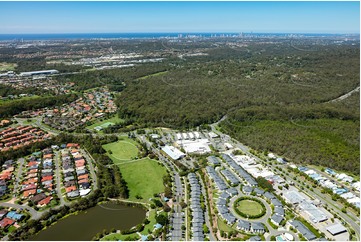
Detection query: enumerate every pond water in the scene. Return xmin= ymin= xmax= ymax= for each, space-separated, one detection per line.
xmin=31 ymin=203 xmax=146 ymax=241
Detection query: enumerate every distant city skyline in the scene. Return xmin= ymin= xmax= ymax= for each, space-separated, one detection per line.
xmin=0 ymin=1 xmax=359 ymax=34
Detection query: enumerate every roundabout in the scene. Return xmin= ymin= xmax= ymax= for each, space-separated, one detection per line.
xmin=234 ymin=197 xmax=266 ymax=219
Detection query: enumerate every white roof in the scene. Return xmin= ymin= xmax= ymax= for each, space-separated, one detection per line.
xmin=177 ymin=139 xmax=211 ymax=154
xmin=268 ymin=153 xmax=276 ymax=159
xmin=289 ymin=164 xmax=297 ymax=169
xmin=283 ymin=191 xmax=305 ymax=204
xmin=304 ymin=170 xmax=316 ymax=175
xmin=193 ymin=132 xmax=200 ymax=139
xmin=208 ymin=131 xmax=219 ymax=138
xmin=352 ymin=181 xmax=360 ymax=188
xmin=80 ymin=189 xmax=91 ymax=196
xmin=340 ymin=192 xmax=355 ymax=199
xmin=326 ymin=223 xmax=347 ymax=235
xmin=187 ymin=132 xmax=194 ymax=139
xmin=162 ymin=145 xmax=185 ymax=160
xmin=284 ymin=233 xmax=294 ymax=241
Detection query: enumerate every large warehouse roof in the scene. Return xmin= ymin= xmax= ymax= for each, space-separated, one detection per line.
xmin=19 ymin=69 xmax=59 ymax=76
xmin=161 ymin=145 xmax=185 ymax=160
xmin=326 ymin=223 xmax=347 ymax=235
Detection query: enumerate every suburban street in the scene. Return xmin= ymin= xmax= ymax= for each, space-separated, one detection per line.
xmin=207 ymin=116 xmax=360 ymax=240
xmin=197 ymin=173 xmax=216 ymax=241
xmin=12 ymin=158 xmax=25 ymax=198
xmin=0 ymin=202 xmax=41 ymax=220
xmin=54 ymin=151 xmax=67 ymax=206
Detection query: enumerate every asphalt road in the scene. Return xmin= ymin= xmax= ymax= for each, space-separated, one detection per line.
xmin=0 ymin=202 xmax=41 ymax=220
xmin=54 ymin=151 xmax=67 ymax=206
xmin=213 ymin=120 xmax=360 ymax=240
xmin=81 ymin=148 xmax=98 ymax=190
xmin=197 ymin=173 xmax=216 ymax=241
xmin=12 ymin=158 xmax=25 ymax=198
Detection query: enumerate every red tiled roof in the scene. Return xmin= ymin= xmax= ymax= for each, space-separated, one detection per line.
xmin=41 ymin=176 xmax=53 ymax=182
xmin=65 ymin=186 xmax=77 ymax=193
xmin=38 ymin=196 xmax=52 ymax=206
xmin=23 ymin=189 xmax=36 ymax=198
xmin=0 ymin=218 xmax=15 ymax=228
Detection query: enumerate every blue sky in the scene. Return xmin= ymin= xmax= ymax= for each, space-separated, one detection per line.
xmin=0 ymin=1 xmax=359 ymax=34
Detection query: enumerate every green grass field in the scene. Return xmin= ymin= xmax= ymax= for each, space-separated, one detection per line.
xmin=102 ymin=138 xmax=139 ymax=164
xmin=141 ymin=209 xmax=156 ymax=235
xmin=217 ymin=217 xmax=235 ymax=232
xmin=101 ymin=232 xmax=140 ymax=241
xmin=236 ymin=200 xmax=264 ymax=216
xmin=87 ymin=115 xmax=124 ymax=131
xmin=118 ymin=158 xmax=167 ymax=202
xmin=0 ymin=62 xmax=17 ymax=72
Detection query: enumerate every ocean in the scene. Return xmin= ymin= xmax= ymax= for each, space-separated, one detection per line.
xmin=0 ymin=32 xmax=348 ymax=41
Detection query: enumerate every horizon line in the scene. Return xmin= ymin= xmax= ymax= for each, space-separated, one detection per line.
xmin=0 ymin=31 xmax=359 ymax=35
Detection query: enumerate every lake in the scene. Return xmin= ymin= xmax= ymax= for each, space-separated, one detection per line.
xmin=31 ymin=203 xmax=146 ymax=241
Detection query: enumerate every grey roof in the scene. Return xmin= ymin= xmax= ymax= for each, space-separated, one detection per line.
xmin=207 ymin=156 xmax=221 ymax=165
xmin=192 ymin=227 xmax=203 ymax=233
xmin=206 ymin=166 xmax=228 ymax=190
xmin=249 ymin=236 xmax=262 ymax=241
xmin=237 ymin=220 xmax=250 ymax=230
xmin=283 ymin=190 xmax=304 ymax=204
xmin=227 ymin=187 xmax=238 ymax=196
xmin=271 ymin=214 xmax=284 ymax=225
xmin=222 ymin=213 xmax=236 ymax=224
xmin=192 ymin=218 xmax=204 ymax=223
xmin=299 ymin=200 xmax=327 ymax=223
xmin=217 ymin=205 xmax=229 ymax=214
xmin=191 ymin=204 xmax=201 ymax=210
xmin=76 ymin=169 xmax=87 ymax=175
xmin=220 ymin=169 xmax=240 ymax=185
xmin=192 ymin=232 xmax=204 ymax=237
xmin=64 ymin=176 xmax=75 ymax=182
xmin=326 ymin=223 xmax=347 ymax=235
xmin=219 ymin=191 xmax=230 ymax=200
xmin=192 ymin=236 xmax=204 ymax=241
xmin=254 ymin=188 xmax=265 ymax=195
xmin=274 ymin=206 xmax=284 ymax=216
xmin=217 ymin=199 xmax=227 ymax=206
xmin=67 ymin=190 xmax=79 ymax=197
xmin=271 ymin=198 xmax=283 ymax=207
xmin=193 ymin=212 xmax=204 ymax=218
xmin=221 ymin=154 xmax=258 ymax=186
xmin=264 ymin=192 xmax=276 ymax=200
xmin=243 ymin=185 xmax=253 ymax=193
xmin=290 ymin=220 xmax=317 ymax=241
xmin=191 ymin=208 xmax=203 ymax=213
xmin=251 ymin=222 xmax=265 ymax=231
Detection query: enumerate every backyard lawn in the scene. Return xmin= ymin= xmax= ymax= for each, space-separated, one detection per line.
xmin=118 ymin=158 xmax=167 ymax=202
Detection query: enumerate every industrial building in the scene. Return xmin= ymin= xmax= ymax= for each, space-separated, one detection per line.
xmin=161 ymin=145 xmax=185 ymax=160
xmin=19 ymin=70 xmax=59 ymax=77
xmin=176 ymin=139 xmax=211 ymax=154
xmin=326 ymin=223 xmax=347 ymax=236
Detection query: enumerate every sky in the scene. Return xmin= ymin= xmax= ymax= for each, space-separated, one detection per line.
xmin=0 ymin=1 xmax=359 ymax=34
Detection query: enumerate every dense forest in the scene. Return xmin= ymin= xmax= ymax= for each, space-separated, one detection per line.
xmin=0 ymin=84 xmax=46 ymax=97
xmin=0 ymin=93 xmax=78 ymax=118
xmin=114 ymin=43 xmax=360 ymax=174
xmin=57 ymin=62 xmax=169 ymax=91
xmin=0 ymin=39 xmax=359 ymax=174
